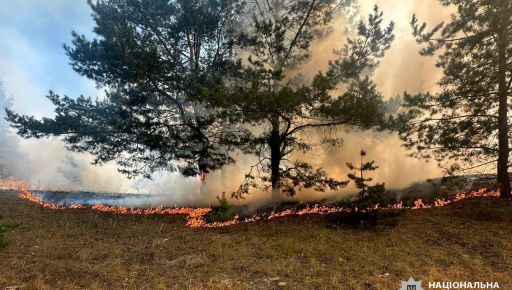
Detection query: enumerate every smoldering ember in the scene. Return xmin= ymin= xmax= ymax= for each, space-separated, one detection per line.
xmin=1 ymin=1 xmax=512 ymax=289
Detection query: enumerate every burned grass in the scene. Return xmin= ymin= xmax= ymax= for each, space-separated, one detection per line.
xmin=1 ymin=190 xmax=512 ymax=289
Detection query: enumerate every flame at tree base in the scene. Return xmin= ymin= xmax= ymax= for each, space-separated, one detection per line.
xmin=15 ymin=187 xmax=501 ymax=228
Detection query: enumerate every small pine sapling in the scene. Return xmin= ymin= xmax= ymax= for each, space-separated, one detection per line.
xmin=346 ymin=150 xmax=387 ymax=208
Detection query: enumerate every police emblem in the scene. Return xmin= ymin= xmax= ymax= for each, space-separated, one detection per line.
xmin=399 ymin=277 xmax=424 ymax=290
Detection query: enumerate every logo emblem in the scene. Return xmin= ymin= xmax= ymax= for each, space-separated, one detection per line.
xmin=400 ymin=277 xmax=424 ymax=290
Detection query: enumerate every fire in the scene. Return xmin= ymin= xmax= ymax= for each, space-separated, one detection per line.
xmin=16 ymin=186 xmax=501 ymax=229
xmin=200 ymin=170 xmax=206 ymax=183
xmin=0 ymin=177 xmax=28 ymax=191
xmin=18 ymin=189 xmax=214 ymax=227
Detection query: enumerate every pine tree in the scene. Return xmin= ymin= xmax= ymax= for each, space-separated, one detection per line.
xmin=394 ymin=0 xmax=512 ymax=197
xmin=6 ymin=0 xmax=248 ymax=179
xmin=347 ymin=150 xmax=379 ymax=199
xmin=347 ymin=150 xmax=385 ymax=202
xmin=220 ymin=2 xmax=394 ymax=199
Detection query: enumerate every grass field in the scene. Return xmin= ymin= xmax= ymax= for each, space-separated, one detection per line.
xmin=1 ymin=190 xmax=512 ymax=290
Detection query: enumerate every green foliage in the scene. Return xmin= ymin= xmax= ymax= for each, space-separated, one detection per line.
xmin=228 ymin=3 xmax=394 ymax=197
xmin=346 ymin=150 xmax=388 ymax=208
xmin=216 ymin=193 xmax=232 ymax=214
xmin=393 ymin=0 xmax=512 ymax=188
xmin=6 ymin=0 xmax=248 ymax=179
xmin=207 ymin=193 xmax=236 ymax=222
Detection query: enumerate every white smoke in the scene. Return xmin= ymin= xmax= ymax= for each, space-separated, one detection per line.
xmin=0 ymin=81 xmax=25 ymax=179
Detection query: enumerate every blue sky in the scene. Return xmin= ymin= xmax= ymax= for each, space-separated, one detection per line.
xmin=0 ymin=0 xmax=98 ymax=117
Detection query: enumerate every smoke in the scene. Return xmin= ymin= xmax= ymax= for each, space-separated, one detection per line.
xmin=4 ymin=1 xmax=454 ymax=207
xmin=0 ymin=81 xmax=25 ymax=179
xmin=366 ymin=0 xmax=451 ymax=96
xmin=277 ymin=0 xmax=453 ymax=198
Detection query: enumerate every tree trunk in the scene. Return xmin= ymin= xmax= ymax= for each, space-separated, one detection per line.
xmin=360 ymin=166 xmax=365 ymax=199
xmin=497 ymin=12 xmax=511 ymax=198
xmin=220 ymin=167 xmax=226 ymax=190
xmin=270 ymin=113 xmax=281 ymax=202
xmin=271 ymin=54 xmax=283 ymax=202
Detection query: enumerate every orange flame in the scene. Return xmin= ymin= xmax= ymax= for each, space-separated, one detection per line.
xmin=16 ymin=185 xmax=500 ymax=228
xmin=0 ymin=177 xmax=28 ymax=191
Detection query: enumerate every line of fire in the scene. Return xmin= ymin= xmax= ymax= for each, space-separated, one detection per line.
xmin=1 ymin=0 xmax=512 ymax=289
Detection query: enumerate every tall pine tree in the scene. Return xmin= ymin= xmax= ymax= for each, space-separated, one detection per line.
xmin=217 ymin=2 xmax=394 ymax=199
xmin=7 ymin=0 xmax=248 ymax=179
xmin=395 ymin=0 xmax=512 ymax=197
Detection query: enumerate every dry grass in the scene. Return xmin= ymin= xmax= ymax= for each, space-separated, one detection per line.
xmin=1 ymin=190 xmax=512 ymax=290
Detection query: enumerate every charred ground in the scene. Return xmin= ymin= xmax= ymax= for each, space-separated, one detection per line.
xmin=1 ymin=190 xmax=512 ymax=289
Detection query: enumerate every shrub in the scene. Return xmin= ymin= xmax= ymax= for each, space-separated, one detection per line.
xmin=206 ymin=193 xmax=237 ymax=223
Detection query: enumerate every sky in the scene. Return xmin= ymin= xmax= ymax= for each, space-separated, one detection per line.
xmin=0 ymin=0 xmax=97 ymax=117
xmin=0 ymin=0 xmax=453 ymax=204
xmin=0 ymin=0 xmax=139 ymax=193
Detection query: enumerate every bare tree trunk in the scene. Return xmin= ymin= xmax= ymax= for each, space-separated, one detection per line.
xmin=200 ymin=179 xmax=206 ymax=194
xmin=497 ymin=11 xmax=511 ymax=198
xmin=220 ymin=166 xmax=226 ymax=190
xmin=360 ymin=161 xmax=365 ymax=199
xmin=270 ymin=113 xmax=281 ymax=202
